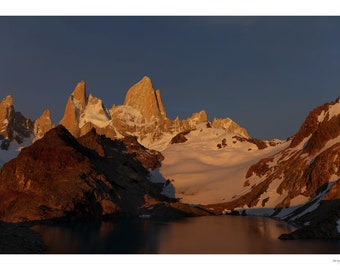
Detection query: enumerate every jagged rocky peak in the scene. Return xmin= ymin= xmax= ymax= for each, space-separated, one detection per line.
xmin=34 ymin=109 xmax=53 ymax=142
xmin=71 ymin=80 xmax=87 ymax=109
xmin=0 ymin=95 xmax=33 ymax=149
xmin=0 ymin=95 xmax=14 ymax=108
xmin=59 ymin=80 xmax=87 ymax=137
xmin=211 ymin=117 xmax=249 ymax=138
xmin=37 ymin=77 xmax=253 ymax=149
xmin=123 ymin=76 xmax=167 ymax=122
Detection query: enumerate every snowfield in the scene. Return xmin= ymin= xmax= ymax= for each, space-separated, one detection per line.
xmin=150 ymin=124 xmax=289 ymax=204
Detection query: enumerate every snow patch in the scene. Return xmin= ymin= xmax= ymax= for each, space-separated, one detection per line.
xmin=148 ymin=169 xmax=175 ymax=198
xmin=275 ymin=205 xmax=302 ymax=219
xmin=148 ymin=169 xmax=167 ymax=184
xmin=318 ymin=101 xmax=340 ymax=122
xmin=111 ymin=105 xmax=146 ymax=127
xmin=79 ymin=96 xmax=111 ymax=129
xmin=292 ymin=202 xmax=320 ymax=221
xmin=290 ymin=195 xmax=309 ymax=205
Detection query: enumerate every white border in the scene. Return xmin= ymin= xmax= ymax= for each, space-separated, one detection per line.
xmin=4 ymin=254 xmax=340 ymax=270
xmin=1 ymin=0 xmax=340 ymax=16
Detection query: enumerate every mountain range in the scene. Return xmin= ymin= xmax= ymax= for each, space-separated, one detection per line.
xmin=0 ymin=76 xmax=339 ymax=239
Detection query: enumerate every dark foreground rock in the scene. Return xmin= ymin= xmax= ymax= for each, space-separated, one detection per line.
xmin=0 ymin=125 xmax=209 ymax=223
xmin=279 ymin=199 xmax=340 ymax=240
xmin=0 ymin=221 xmax=46 ymax=253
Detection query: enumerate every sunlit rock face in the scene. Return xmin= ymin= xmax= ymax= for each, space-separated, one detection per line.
xmin=123 ymin=76 xmax=165 ymax=122
xmin=59 ymin=80 xmax=87 ymax=137
xmin=34 ymin=109 xmax=53 ymax=142
xmin=53 ymin=76 xmax=251 ymax=151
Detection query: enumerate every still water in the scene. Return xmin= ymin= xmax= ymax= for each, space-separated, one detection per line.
xmin=33 ymin=216 xmax=340 ymax=254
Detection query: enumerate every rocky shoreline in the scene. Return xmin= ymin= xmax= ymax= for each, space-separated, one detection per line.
xmin=0 ymin=221 xmax=46 ymax=253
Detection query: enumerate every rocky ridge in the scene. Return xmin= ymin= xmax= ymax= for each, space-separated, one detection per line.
xmin=0 ymin=76 xmax=254 ymax=167
xmin=56 ymin=76 xmax=251 ymax=151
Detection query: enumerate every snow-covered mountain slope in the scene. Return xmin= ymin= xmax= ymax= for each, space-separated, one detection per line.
xmin=193 ymin=96 xmax=340 ymax=238
xmin=150 ymin=123 xmax=287 ymax=204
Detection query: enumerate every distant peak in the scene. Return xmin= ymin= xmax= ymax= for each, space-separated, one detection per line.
xmin=33 ymin=109 xmax=53 ymax=142
xmin=59 ymin=81 xmax=87 ymax=137
xmin=188 ymin=110 xmax=208 ymax=124
xmin=72 ymin=81 xmax=87 ymax=103
xmin=211 ymin=117 xmax=249 ymax=137
xmin=123 ymin=76 xmax=165 ymax=121
xmin=132 ymin=76 xmax=153 ymax=92
xmin=41 ymin=109 xmax=50 ymax=118
xmin=88 ymin=93 xmax=95 ymax=102
xmin=141 ymin=76 xmax=152 ymax=83
xmin=1 ymin=95 xmax=14 ymax=107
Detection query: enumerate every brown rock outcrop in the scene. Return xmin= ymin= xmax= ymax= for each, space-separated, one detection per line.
xmin=170 ymin=131 xmax=190 ymax=144
xmin=0 ymin=125 xmax=206 ymax=222
xmin=78 ymin=129 xmax=164 ymax=170
xmin=290 ymin=97 xmax=340 ymax=149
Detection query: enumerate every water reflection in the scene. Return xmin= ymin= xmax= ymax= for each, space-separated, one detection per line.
xmin=33 ymin=216 xmax=340 ymax=254
xmin=33 ymin=219 xmax=165 ymax=254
